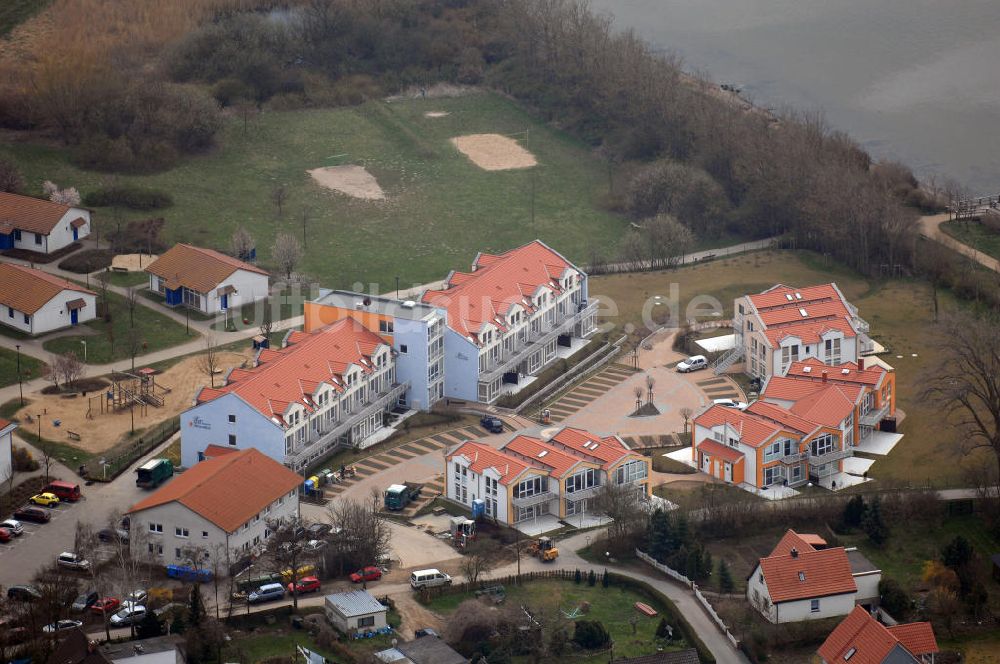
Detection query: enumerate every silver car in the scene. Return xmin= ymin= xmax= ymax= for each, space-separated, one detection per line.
xmin=110 ymin=605 xmax=147 ymax=627
xmin=0 ymin=519 xmax=23 ymax=536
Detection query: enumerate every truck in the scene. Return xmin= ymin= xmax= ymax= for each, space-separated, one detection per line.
xmin=384 ymin=482 xmax=423 ymax=510
xmin=136 ymin=459 xmax=173 ymax=489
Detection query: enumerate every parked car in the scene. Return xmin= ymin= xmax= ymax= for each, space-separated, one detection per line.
xmin=43 ymin=481 xmax=81 ymax=502
xmin=414 ymin=628 xmax=439 ymax=638
xmin=110 ymin=605 xmax=147 ymax=627
xmin=0 ymin=519 xmax=24 ymax=536
xmin=97 ymin=527 xmax=129 ymax=543
xmin=71 ymin=590 xmax=99 ymax=611
xmin=57 ymin=552 xmax=91 ymax=571
xmin=349 ymin=566 xmax=382 ymax=583
xmin=0 ymin=528 xmax=10 ymax=543
xmin=306 ymin=523 xmax=331 ymax=538
xmin=713 ymin=398 xmax=749 ymax=410
xmin=676 ymin=355 xmax=708 ymax=373
xmin=7 ymin=584 xmax=42 ymax=601
xmin=91 ymin=597 xmax=122 ymax=615
xmin=12 ymin=506 xmax=50 ymax=523
xmin=42 ymin=619 xmax=83 ymax=633
xmin=247 ymin=583 xmax=285 ymax=605
xmin=287 ymin=576 xmax=321 ymax=594
xmin=125 ymin=590 xmax=148 ymax=605
xmin=480 ymin=415 xmax=504 ymax=434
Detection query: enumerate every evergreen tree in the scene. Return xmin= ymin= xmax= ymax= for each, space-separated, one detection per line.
xmin=701 ymin=549 xmax=713 ymax=582
xmin=189 ymin=584 xmax=206 ymax=625
xmin=137 ymin=610 xmax=163 ymax=639
xmin=675 ymin=513 xmax=689 ymax=546
xmin=587 ymin=570 xmax=596 ymax=586
xmin=575 ymin=568 xmax=582 ymax=584
xmin=602 ymin=569 xmax=610 ymax=588
xmin=862 ymin=496 xmax=890 ymax=547
xmin=842 ymin=495 xmax=867 ymax=529
xmin=685 ymin=547 xmax=701 ymax=581
xmin=719 ymin=559 xmax=735 ymax=595
xmin=942 ymin=536 xmax=974 ymax=571
xmin=647 ymin=508 xmax=674 ymax=561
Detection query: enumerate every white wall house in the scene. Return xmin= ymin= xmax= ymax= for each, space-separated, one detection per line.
xmin=181 ymin=320 xmax=403 ymax=471
xmin=0 ymin=420 xmax=16 ymax=489
xmin=0 ymin=192 xmax=90 ymax=254
xmin=422 ymin=240 xmax=598 ymax=404
xmin=0 ymin=263 xmax=97 ymax=336
xmin=145 ymin=243 xmax=269 ymax=315
xmin=127 ymin=448 xmax=301 ymax=569
xmin=325 ymin=591 xmax=388 ymax=635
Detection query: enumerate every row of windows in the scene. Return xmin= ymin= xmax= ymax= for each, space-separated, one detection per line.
xmin=10 ymin=230 xmax=43 ymax=244
xmin=6 ymin=307 xmax=29 ymax=325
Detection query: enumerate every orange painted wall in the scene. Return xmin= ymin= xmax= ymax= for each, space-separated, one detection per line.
xmin=304 ymin=302 xmax=394 ymax=344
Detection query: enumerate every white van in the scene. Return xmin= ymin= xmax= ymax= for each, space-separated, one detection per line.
xmin=410 ymin=569 xmax=452 ymax=590
xmin=676 ymin=355 xmax=708 ymax=373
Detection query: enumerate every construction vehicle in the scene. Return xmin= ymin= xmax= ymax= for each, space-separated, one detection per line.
xmin=136 ymin=459 xmax=173 ymax=489
xmin=528 ymin=536 xmax=559 ymax=562
xmin=450 ymin=517 xmax=477 ymax=549
xmin=384 ymin=482 xmax=423 ymax=510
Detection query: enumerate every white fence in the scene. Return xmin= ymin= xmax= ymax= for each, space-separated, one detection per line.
xmin=636 ymin=549 xmax=740 ymax=648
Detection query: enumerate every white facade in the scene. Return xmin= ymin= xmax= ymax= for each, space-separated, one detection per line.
xmin=747 ymin=562 xmax=857 ymax=623
xmin=11 ymin=208 xmax=91 ymax=254
xmin=129 ymin=488 xmax=298 ymax=567
xmin=1 ymin=290 xmax=96 ymax=336
xmin=446 ymin=455 xmax=519 ymax=524
xmin=149 ymin=268 xmax=268 ymax=315
xmin=325 ymin=593 xmax=388 ymax=634
xmin=0 ymin=424 xmax=13 ymax=488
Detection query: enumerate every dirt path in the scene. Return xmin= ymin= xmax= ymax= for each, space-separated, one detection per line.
xmin=919 ymin=213 xmax=1000 ymax=272
xmin=392 ymin=593 xmax=447 ymax=639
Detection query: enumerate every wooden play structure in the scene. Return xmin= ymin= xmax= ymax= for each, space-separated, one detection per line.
xmin=86 ymin=369 xmax=172 ymax=419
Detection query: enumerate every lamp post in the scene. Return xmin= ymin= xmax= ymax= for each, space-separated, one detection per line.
xmin=15 ymin=344 xmax=23 ymax=406
xmin=80 ymin=340 xmax=87 ymax=363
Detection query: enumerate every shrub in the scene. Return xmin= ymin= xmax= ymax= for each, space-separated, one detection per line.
xmin=58 ymin=249 xmax=113 ymax=274
xmin=83 ymin=186 xmax=173 ymax=211
xmin=0 ymin=156 xmax=24 ymax=194
xmin=878 ymin=578 xmax=911 ymax=619
xmin=572 ymin=620 xmax=610 ymax=649
xmin=12 ymin=446 xmax=39 ymax=472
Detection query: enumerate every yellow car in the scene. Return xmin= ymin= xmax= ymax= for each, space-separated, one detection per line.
xmin=30 ymin=492 xmax=60 ymax=507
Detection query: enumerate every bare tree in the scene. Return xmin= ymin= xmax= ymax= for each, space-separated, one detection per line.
xmin=56 ymin=351 xmax=83 ymax=388
xmin=75 ymin=521 xmax=115 ymax=641
xmin=271 ymin=232 xmax=303 ymax=280
xmin=0 ymin=156 xmax=24 ymax=193
xmin=259 ymin=304 xmax=273 ymax=339
xmin=42 ymin=358 xmax=60 ymax=391
xmin=459 ymin=538 xmax=502 ymax=586
xmin=593 ymin=481 xmax=646 ymax=555
xmin=271 ymin=184 xmax=289 ymax=218
xmin=125 ymin=327 xmax=143 ymax=373
xmin=231 ymin=225 xmax=255 ymax=261
xmin=262 ymin=516 xmax=316 ymax=611
xmin=645 ymin=375 xmax=655 ymax=404
xmin=96 ymin=270 xmax=111 ymax=308
xmin=198 ymin=338 xmax=220 ymax=388
xmin=325 ymin=497 xmax=392 ymax=578
xmin=125 ymin=286 xmax=139 ymax=327
xmin=633 ymin=385 xmax=643 ymax=412
xmin=679 ymin=407 xmax=694 ymax=436
xmin=104 ymin=509 xmax=152 ymax=639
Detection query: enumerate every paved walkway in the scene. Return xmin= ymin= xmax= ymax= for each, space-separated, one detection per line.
xmin=919 ymin=213 xmax=1000 ymax=272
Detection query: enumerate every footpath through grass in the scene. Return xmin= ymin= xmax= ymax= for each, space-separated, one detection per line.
xmin=2 ymin=91 xmax=628 ymax=289
xmin=941 ymin=219 xmax=1000 ymax=261
xmin=0 ymin=0 xmax=50 ymax=37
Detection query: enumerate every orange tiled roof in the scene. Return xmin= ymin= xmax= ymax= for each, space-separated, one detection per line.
xmin=0 ymin=418 xmax=15 ymax=432
xmin=885 ymin=623 xmax=939 ymax=656
xmin=447 ymin=440 xmax=533 ymax=485
xmin=504 ymin=434 xmax=586 ymax=478
xmin=769 ymin=529 xmax=820 ymax=557
xmin=786 ymin=358 xmax=887 ymax=387
xmin=195 ymin=319 xmax=388 ymax=425
xmin=421 ymin=240 xmax=579 ymax=344
xmin=745 ymin=400 xmax=821 ymax=435
xmin=127 ymin=448 xmax=301 ymax=533
xmin=819 ymin=606 xmax=937 ymax=663
xmin=202 ymin=444 xmax=239 ymax=459
xmin=695 ymin=405 xmax=785 ymax=448
xmin=0 ymin=191 xmax=79 ymax=235
xmin=0 ymin=263 xmax=95 ymax=314
xmin=747 ymin=284 xmax=859 ymax=347
xmin=146 ymin=243 xmax=268 ymax=295
xmin=547 ymin=427 xmax=632 ymax=468
xmin=696 ymin=438 xmax=743 ymax=464
xmin=760 ymin=546 xmax=856 ymax=603
xmin=787 ymin=385 xmax=858 ymax=428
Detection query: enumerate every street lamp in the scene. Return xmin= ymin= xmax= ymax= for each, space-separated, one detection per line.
xmin=15 ymin=343 xmax=23 ymax=406
xmin=80 ymin=340 xmax=87 ymax=363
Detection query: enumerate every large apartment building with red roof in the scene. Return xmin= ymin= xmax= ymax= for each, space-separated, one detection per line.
xmin=445 ymin=427 xmax=649 ymax=528
xmin=0 ymin=191 xmax=90 ymax=254
xmin=180 ymin=318 xmax=406 ymax=471
xmin=421 ymin=240 xmax=597 ymax=404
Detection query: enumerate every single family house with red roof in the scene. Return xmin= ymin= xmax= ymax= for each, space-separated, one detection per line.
xmin=0 ymin=191 xmax=90 ymax=254
xmin=819 ymin=606 xmax=938 ymax=664
xmin=748 ymin=530 xmax=882 ymax=624
xmin=145 ymin=243 xmax=269 ymax=315
xmin=127 ymin=448 xmax=301 ymax=567
xmin=445 ymin=426 xmax=649 ymax=528
xmin=421 ymin=240 xmax=597 ymax=404
xmin=180 ymin=319 xmax=405 ymax=470
xmin=0 ymin=263 xmax=96 ymax=335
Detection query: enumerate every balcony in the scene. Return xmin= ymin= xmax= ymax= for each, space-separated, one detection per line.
xmin=807 ymin=447 xmax=852 ymax=467
xmin=564 ymin=484 xmax=603 ymax=501
xmin=777 ymin=451 xmax=808 ymax=465
xmin=512 ymin=491 xmax=555 ymax=509
xmin=479 ymin=300 xmax=599 ymax=382
xmin=859 ymin=401 xmax=891 ymax=427
xmin=285 ymin=382 xmax=409 ymax=466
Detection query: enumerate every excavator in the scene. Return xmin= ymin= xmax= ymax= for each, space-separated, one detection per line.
xmin=528 ymin=536 xmax=559 ymax=562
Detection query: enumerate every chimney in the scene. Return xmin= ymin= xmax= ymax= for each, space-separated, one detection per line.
xmin=857 ymin=357 xmax=865 ymax=371
xmin=821 ymin=370 xmax=828 ymax=383
xmin=790 ymin=548 xmax=798 ymax=558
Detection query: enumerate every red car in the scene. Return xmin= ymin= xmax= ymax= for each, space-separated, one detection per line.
xmin=287 ymin=576 xmax=321 ymax=594
xmin=91 ymin=597 xmax=121 ymax=615
xmin=349 ymin=566 xmax=382 ymax=583
xmin=0 ymin=528 xmax=11 ymax=543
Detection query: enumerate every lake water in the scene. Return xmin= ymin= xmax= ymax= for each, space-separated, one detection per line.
xmin=590 ymin=0 xmax=1000 ymax=195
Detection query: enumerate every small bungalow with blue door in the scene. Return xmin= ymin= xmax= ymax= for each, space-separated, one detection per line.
xmin=0 ymin=191 xmax=91 ymax=254
xmin=145 ymin=243 xmax=269 ymax=315
xmin=0 ymin=263 xmax=96 ymax=335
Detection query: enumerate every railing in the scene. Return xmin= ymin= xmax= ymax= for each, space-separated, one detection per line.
xmin=564 ymin=484 xmax=603 ymax=500
xmin=512 ymin=491 xmax=555 ymax=508
xmin=711 ymin=344 xmax=744 ymax=375
xmin=807 ymin=447 xmax=852 ymax=466
xmin=776 ymin=451 xmax=808 ymax=465
xmin=479 ymin=301 xmax=599 ymax=382
xmin=860 ymin=401 xmax=891 ymax=427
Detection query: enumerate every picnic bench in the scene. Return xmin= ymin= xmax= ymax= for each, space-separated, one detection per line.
xmin=66 ymin=431 xmax=81 ymax=441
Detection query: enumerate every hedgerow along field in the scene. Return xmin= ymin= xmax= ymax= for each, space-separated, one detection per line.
xmin=1 ymin=92 xmax=628 ymax=289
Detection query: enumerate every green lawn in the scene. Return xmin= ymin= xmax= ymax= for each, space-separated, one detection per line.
xmin=0 ymin=0 xmax=50 ymax=37
xmin=941 ymin=219 xmax=1000 ymax=261
xmin=2 ymin=91 xmax=632 ymax=289
xmin=42 ymin=289 xmax=196 ymax=364
xmin=0 ymin=346 xmax=43 ymax=388
xmin=426 ymin=578 xmax=691 ymax=662
xmin=590 ymin=249 xmax=976 ymax=487
xmin=106 ymin=271 xmax=150 ymax=288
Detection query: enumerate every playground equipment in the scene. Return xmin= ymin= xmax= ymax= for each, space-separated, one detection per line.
xmin=86 ymin=370 xmax=171 ymax=419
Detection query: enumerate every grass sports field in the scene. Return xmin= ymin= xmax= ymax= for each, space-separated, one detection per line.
xmin=2 ymin=92 xmax=627 ymax=289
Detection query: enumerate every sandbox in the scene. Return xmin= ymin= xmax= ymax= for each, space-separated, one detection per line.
xmin=308 ymin=165 xmax=386 ymax=200
xmin=450 ymin=133 xmax=537 ymax=171
xmin=111 ymin=254 xmax=158 ymax=271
